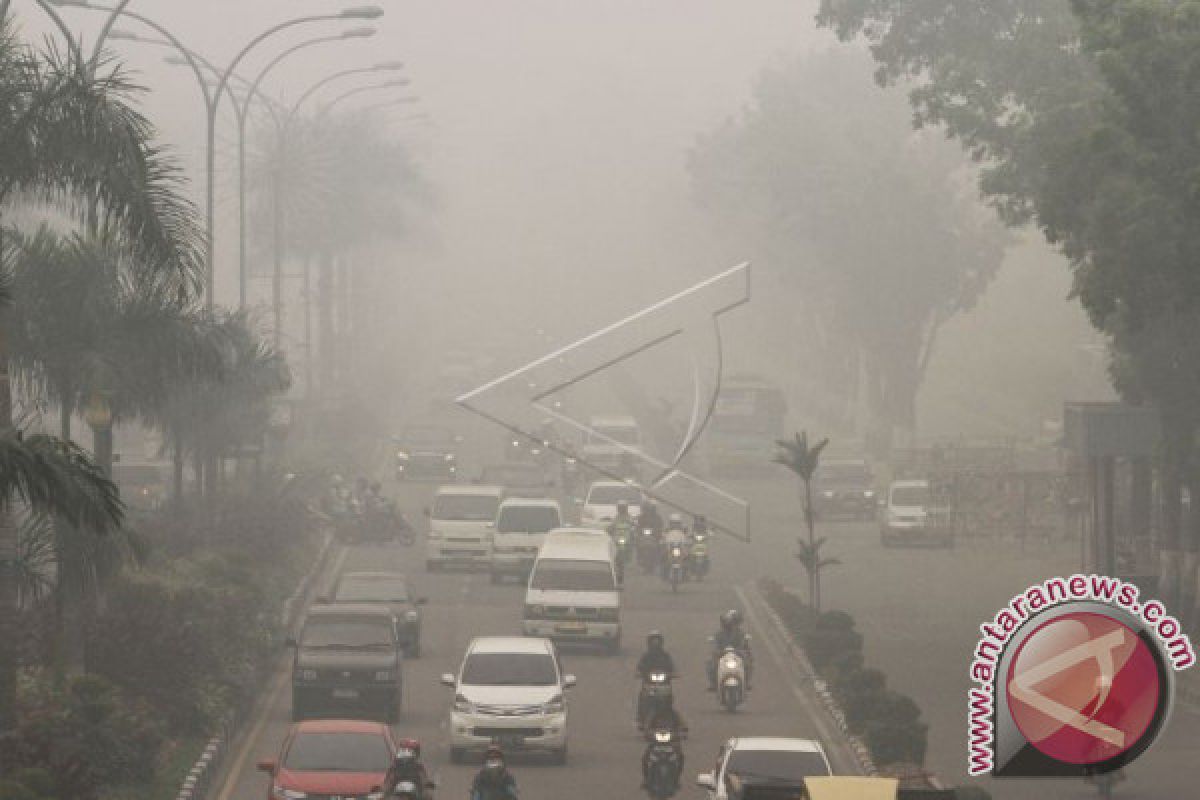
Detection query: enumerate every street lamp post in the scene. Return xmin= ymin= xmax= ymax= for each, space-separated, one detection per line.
xmin=322 ymin=83 xmax=416 ymax=114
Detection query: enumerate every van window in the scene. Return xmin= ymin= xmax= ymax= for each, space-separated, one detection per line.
xmin=530 ymin=558 xmax=615 ymax=591
xmin=432 ymin=494 xmax=499 ymax=521
xmin=497 ymin=505 xmax=560 ymax=533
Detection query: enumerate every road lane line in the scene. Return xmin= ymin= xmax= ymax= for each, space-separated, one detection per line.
xmin=735 ymin=584 xmax=866 ymax=776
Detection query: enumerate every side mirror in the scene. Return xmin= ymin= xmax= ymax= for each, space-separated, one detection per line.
xmin=440 ymin=673 xmax=456 ymax=687
xmin=257 ymin=759 xmax=278 ymax=774
xmin=696 ymin=773 xmax=716 ymax=790
xmin=563 ymin=674 xmax=577 ymax=689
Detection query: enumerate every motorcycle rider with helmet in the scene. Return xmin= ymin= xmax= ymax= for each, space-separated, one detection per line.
xmin=638 ymin=499 xmax=664 ymax=537
xmin=383 ymin=738 xmax=432 ymax=799
xmin=661 ymin=514 xmax=690 ymax=579
xmin=607 ymin=501 xmax=636 ymax=564
xmin=708 ymin=609 xmax=753 ymax=691
xmin=636 ymin=631 xmax=677 ymax=727
xmin=470 ymin=746 xmax=518 ymax=800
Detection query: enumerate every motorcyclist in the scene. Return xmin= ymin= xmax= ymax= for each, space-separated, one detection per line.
xmin=692 ymin=514 xmax=709 ymax=536
xmin=661 ymin=514 xmax=690 ymax=579
xmin=383 ymin=738 xmax=432 ymax=799
xmin=608 ymin=501 xmax=636 ymax=560
xmin=708 ymin=609 xmax=753 ymax=691
xmin=638 ymin=499 xmax=664 ymax=537
xmin=637 ymin=630 xmax=676 ymax=677
xmin=470 ymin=746 xmax=518 ymax=800
xmin=641 ymin=710 xmax=686 ymax=792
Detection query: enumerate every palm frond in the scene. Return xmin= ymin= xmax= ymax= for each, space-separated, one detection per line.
xmin=0 ymin=431 xmax=123 ymax=534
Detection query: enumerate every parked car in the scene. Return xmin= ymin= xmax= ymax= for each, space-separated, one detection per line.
xmin=327 ymin=571 xmax=427 ymax=657
xmin=289 ymin=603 xmax=404 ymax=722
xmin=490 ymin=497 xmax=563 ymax=583
xmin=880 ymin=479 xmax=953 ymax=548
xmin=257 ymin=719 xmax=396 ymax=800
xmin=395 ymin=424 xmax=460 ymax=481
xmin=481 ymin=462 xmax=553 ymax=498
xmin=813 ymin=458 xmax=876 ymax=520
xmin=441 ymin=636 xmax=575 ymax=765
xmin=697 ymin=737 xmax=832 ymax=800
xmin=425 ymin=484 xmax=504 ymax=571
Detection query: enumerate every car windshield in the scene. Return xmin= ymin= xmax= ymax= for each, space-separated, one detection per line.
xmin=891 ymin=485 xmax=930 ymax=506
xmin=819 ymin=462 xmax=871 ymax=485
xmin=530 ymin=558 xmax=615 ymax=591
xmin=300 ymin=618 xmax=394 ymax=648
xmin=587 ymin=485 xmax=641 ymax=505
xmin=432 ymin=494 xmax=499 ymax=521
xmin=334 ymin=578 xmax=408 ymax=603
xmin=284 ymin=731 xmax=391 ymax=772
xmin=497 ymin=506 xmax=560 ymax=533
xmin=400 ymin=427 xmax=454 ymax=449
xmin=726 ymin=749 xmax=830 ymax=782
xmin=482 ymin=465 xmax=544 ymax=486
xmin=461 ymin=652 xmax=558 ymax=686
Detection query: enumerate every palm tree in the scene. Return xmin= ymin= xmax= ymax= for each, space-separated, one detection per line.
xmin=0 ymin=15 xmax=202 ymax=729
xmin=774 ymin=431 xmax=833 ymax=610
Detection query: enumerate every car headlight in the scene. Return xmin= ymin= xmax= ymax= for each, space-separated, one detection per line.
xmin=454 ymin=693 xmax=475 ymax=713
xmin=525 ymin=603 xmax=545 ymax=617
xmin=864 ymin=490 xmax=875 ymax=498
xmin=404 ymin=610 xmax=419 ymax=621
xmin=396 ymin=451 xmax=410 ymax=460
xmin=822 ymin=490 xmax=835 ymax=498
xmin=297 ymin=669 xmax=318 ymax=681
xmin=511 ymin=439 xmax=521 ymax=447
xmin=724 ymin=657 xmax=740 ymax=670
xmin=272 ymin=786 xmax=307 ymax=800
xmin=375 ymin=670 xmax=394 ymax=682
xmin=445 ymin=453 xmax=456 ymax=462
xmin=543 ymin=694 xmax=564 ymax=714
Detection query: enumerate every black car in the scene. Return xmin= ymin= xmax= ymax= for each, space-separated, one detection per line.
xmin=289 ymin=604 xmax=404 ymax=722
xmin=327 ymin=571 xmax=427 ymax=657
xmin=813 ymin=459 xmax=877 ymax=520
xmin=394 ymin=425 xmax=460 ymax=481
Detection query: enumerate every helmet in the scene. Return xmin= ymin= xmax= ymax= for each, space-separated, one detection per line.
xmin=693 ymin=514 xmax=708 ymax=529
xmin=721 ymin=609 xmax=742 ymax=630
xmin=668 ymin=512 xmax=684 ymax=530
xmin=397 ymin=737 xmax=421 ymax=758
xmin=647 ymin=630 xmax=665 ymax=648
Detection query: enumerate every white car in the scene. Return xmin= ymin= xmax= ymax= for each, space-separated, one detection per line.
xmin=490 ymin=497 xmax=562 ymax=583
xmin=697 ymin=737 xmax=832 ymax=799
xmin=441 ymin=636 xmax=575 ymax=764
xmin=880 ymin=479 xmax=952 ymax=547
xmin=578 ymin=480 xmax=642 ymax=528
xmin=425 ymin=485 xmax=504 ymax=570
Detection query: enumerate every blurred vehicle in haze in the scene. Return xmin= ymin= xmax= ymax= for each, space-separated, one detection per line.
xmin=580 ymin=414 xmax=642 ymax=477
xmin=814 ymin=459 xmax=876 ymax=521
xmin=424 ymin=484 xmax=504 ymax=571
xmin=880 ymin=479 xmax=953 ymax=548
xmin=480 ymin=461 xmax=553 ymax=498
xmin=325 ymin=571 xmax=427 ymax=657
xmin=696 ymin=737 xmax=832 ymax=800
xmin=288 ymin=604 xmax=404 ymax=722
xmin=703 ymin=376 xmax=786 ymax=477
xmin=441 ymin=635 xmax=575 ymax=765
xmin=490 ymin=497 xmax=562 ymax=584
xmin=257 ymin=719 xmax=397 ymax=800
xmin=523 ymin=532 xmax=620 ymax=653
xmin=395 ymin=424 xmax=461 ymax=481
xmin=111 ymin=460 xmax=169 ymax=512
xmin=579 ymin=479 xmax=643 ymax=528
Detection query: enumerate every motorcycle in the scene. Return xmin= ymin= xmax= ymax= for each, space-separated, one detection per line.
xmin=688 ymin=533 xmax=710 ymax=580
xmin=611 ymin=523 xmax=633 ymax=565
xmin=715 ymin=647 xmax=746 ymax=712
xmin=636 ymin=671 xmax=675 ymax=730
xmin=637 ymin=529 xmax=659 ymax=574
xmin=642 ymin=728 xmax=683 ymax=799
xmin=665 ymin=544 xmax=686 ymax=593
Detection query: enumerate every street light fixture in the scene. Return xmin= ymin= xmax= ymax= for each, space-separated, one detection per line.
xmin=324 ymin=84 xmax=416 ymax=114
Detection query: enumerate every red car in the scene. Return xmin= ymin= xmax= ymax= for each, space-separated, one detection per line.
xmin=258 ymin=719 xmax=397 ymax=800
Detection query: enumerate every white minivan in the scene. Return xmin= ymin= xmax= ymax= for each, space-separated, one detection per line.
xmin=523 ymin=533 xmax=621 ymax=653
xmin=490 ymin=497 xmax=563 ymax=583
xmin=425 ymin=484 xmax=504 ymax=570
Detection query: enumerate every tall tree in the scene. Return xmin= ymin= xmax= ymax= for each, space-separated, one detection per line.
xmin=774 ymin=431 xmax=833 ymax=609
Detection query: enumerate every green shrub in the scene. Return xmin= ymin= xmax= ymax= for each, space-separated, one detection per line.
xmin=831 ymin=666 xmax=885 ymax=708
xmin=864 ymin=717 xmax=928 ymax=766
xmin=801 ymin=615 xmax=863 ymax=673
xmin=0 ymin=781 xmax=39 ymax=800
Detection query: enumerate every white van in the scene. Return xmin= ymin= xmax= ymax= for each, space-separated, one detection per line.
xmin=523 ymin=534 xmax=620 ymax=653
xmin=490 ymin=498 xmax=563 ymax=583
xmin=425 ymin=484 xmax=504 ymax=570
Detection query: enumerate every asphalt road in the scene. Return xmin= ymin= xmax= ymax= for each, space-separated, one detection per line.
xmin=215 ymin=476 xmax=860 ymax=800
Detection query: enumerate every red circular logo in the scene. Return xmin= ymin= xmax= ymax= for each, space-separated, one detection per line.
xmin=1006 ymin=611 xmax=1161 ymax=766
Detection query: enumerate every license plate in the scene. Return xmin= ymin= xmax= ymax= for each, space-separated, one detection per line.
xmin=332 ymin=688 xmax=360 ymax=700
xmin=556 ymin=622 xmax=587 ymax=633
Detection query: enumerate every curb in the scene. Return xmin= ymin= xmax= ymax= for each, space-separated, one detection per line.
xmin=174 ymin=528 xmax=336 ymax=800
xmin=741 ymin=584 xmax=878 ymax=776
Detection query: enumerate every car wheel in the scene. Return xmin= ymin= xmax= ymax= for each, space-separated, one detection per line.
xmin=551 ymin=744 xmax=568 ymax=766
xmin=450 ymin=747 xmax=466 ymax=765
